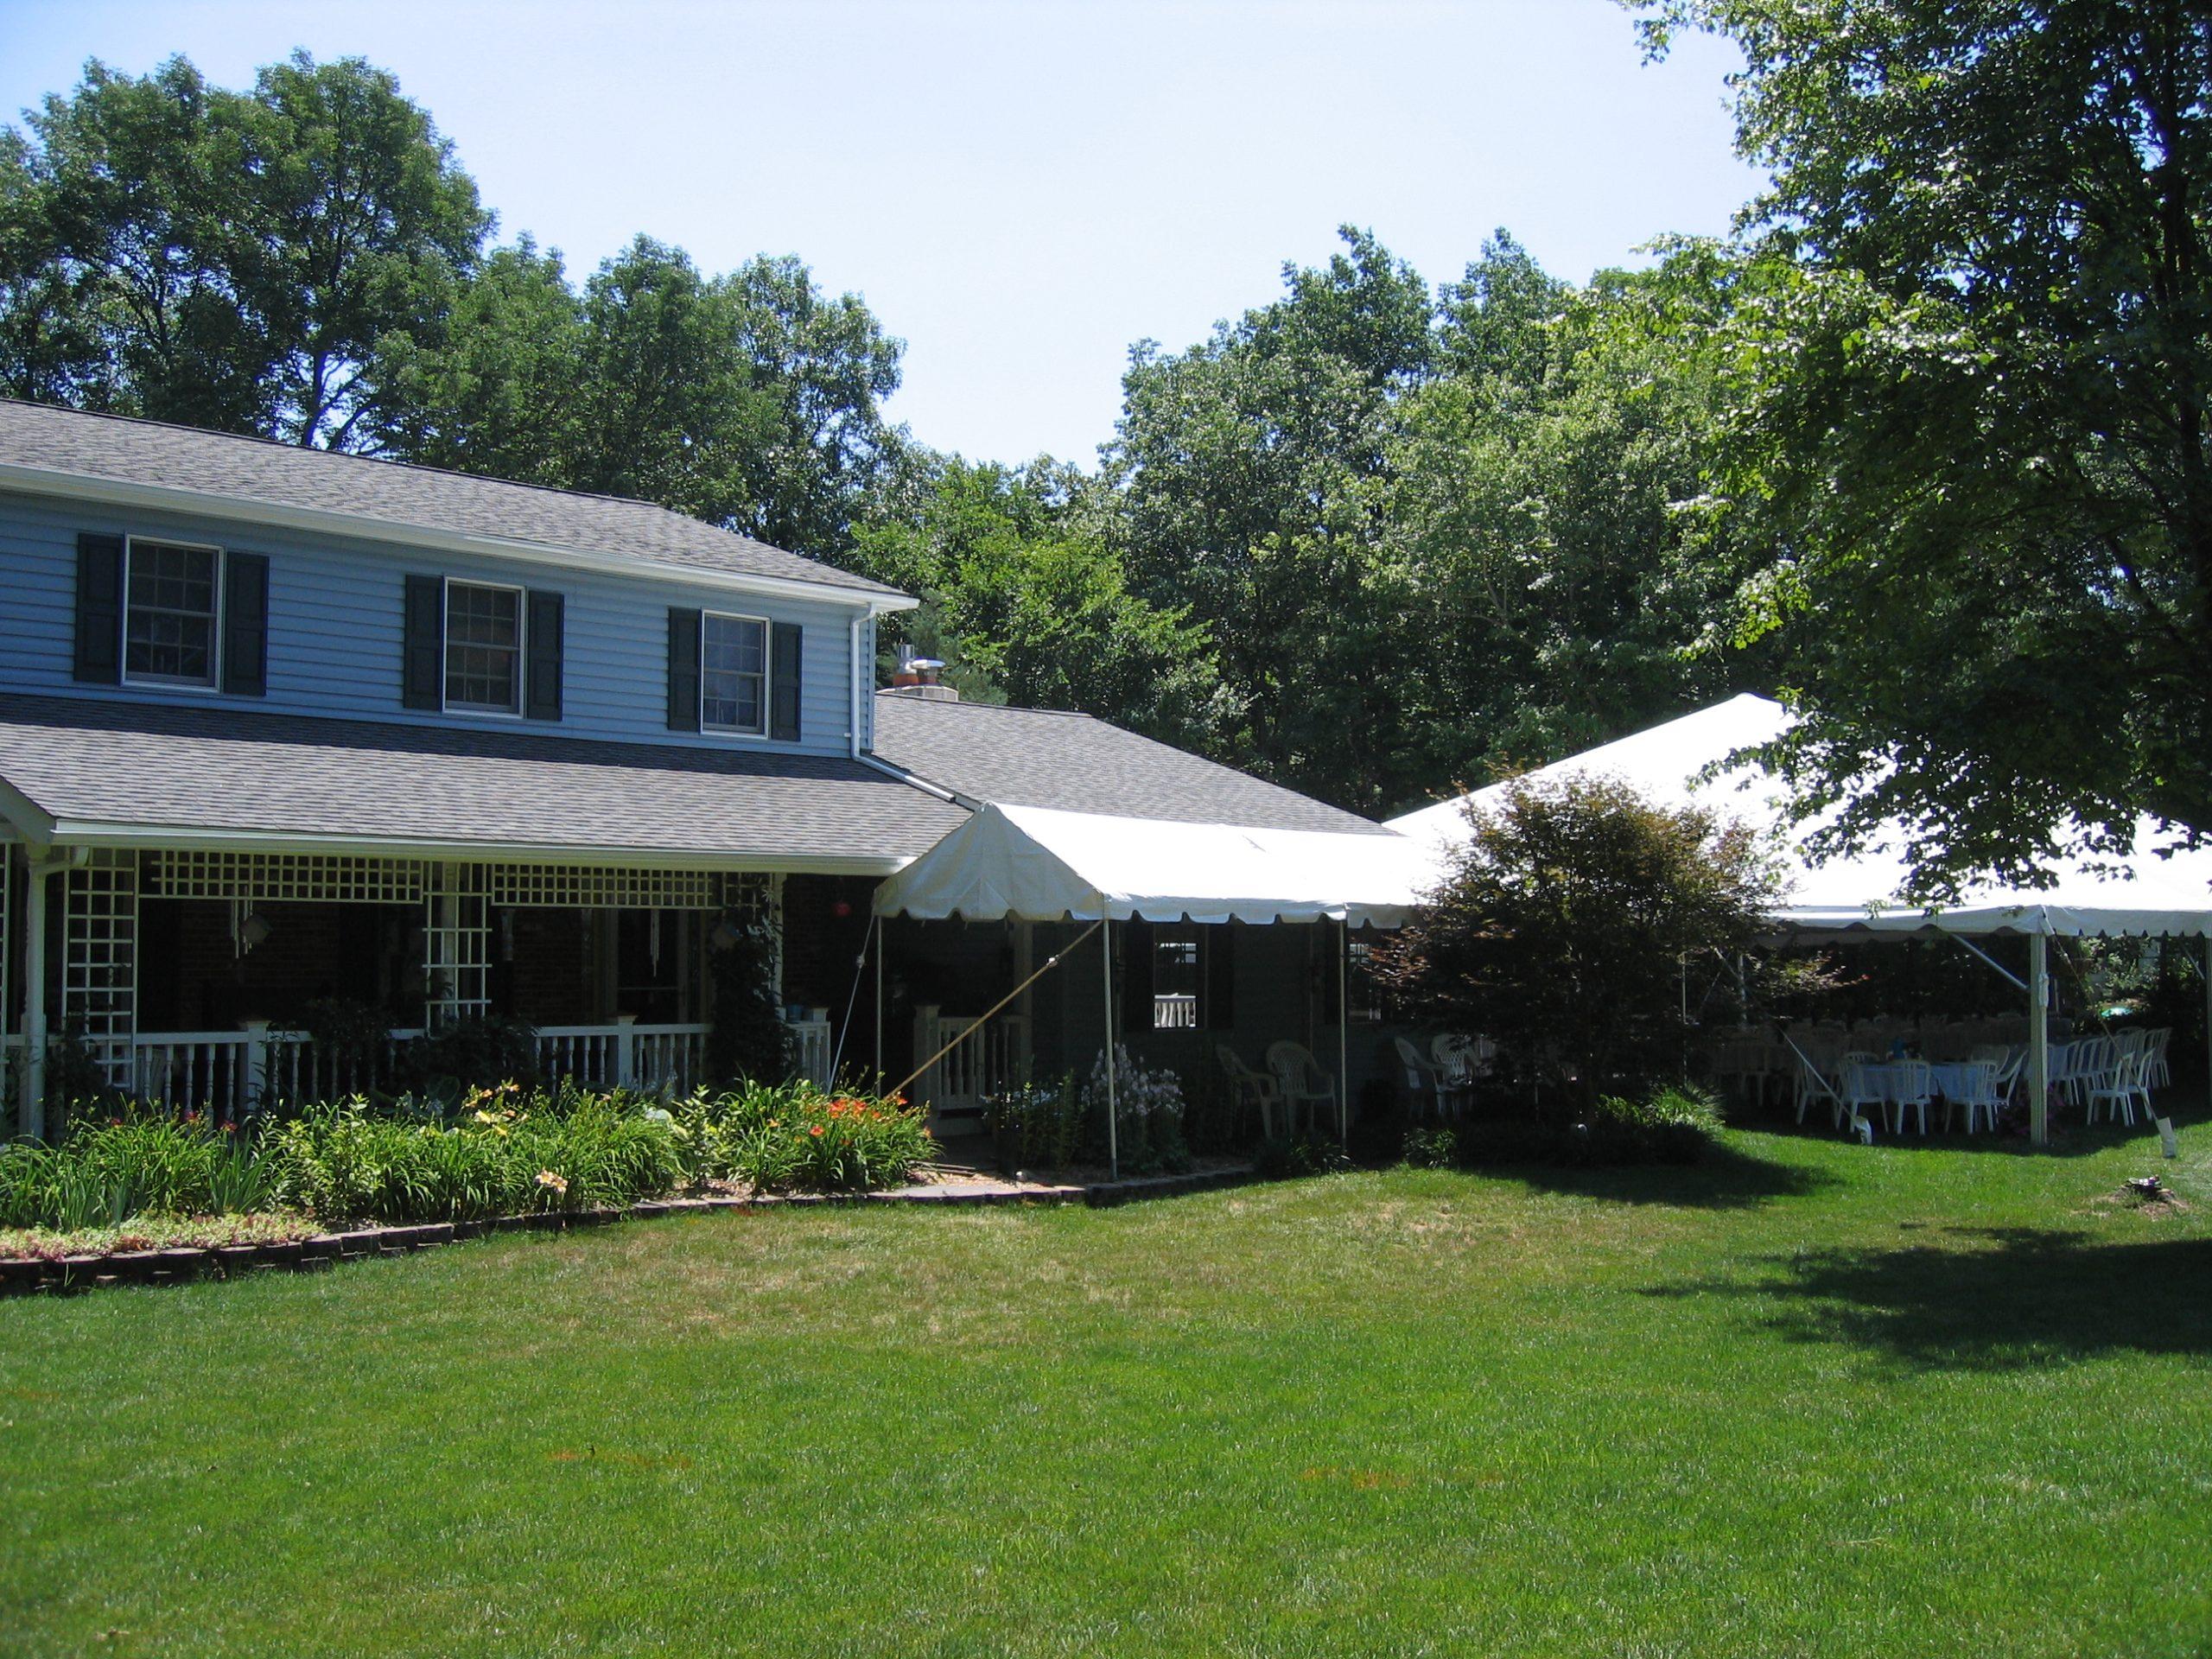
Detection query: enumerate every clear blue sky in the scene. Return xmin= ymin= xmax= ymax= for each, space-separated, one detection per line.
xmin=0 ymin=0 xmax=1764 ymax=467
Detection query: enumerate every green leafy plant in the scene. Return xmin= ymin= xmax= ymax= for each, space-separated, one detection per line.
xmin=985 ymin=1075 xmax=1084 ymax=1172
xmin=1402 ymin=1127 xmax=1458 ymax=1169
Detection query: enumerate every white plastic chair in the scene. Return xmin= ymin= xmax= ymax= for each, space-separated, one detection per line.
xmin=1432 ymin=1033 xmax=1490 ymax=1116
xmin=1216 ymin=1045 xmax=1280 ymax=1141
xmin=1393 ymin=1037 xmax=1448 ymax=1122
xmin=2087 ymin=1043 xmax=2153 ymax=1128
xmin=1945 ymin=1060 xmax=2002 ymax=1135
xmin=1839 ymin=1055 xmax=1887 ymax=1134
xmin=1793 ymin=1048 xmax=1843 ymax=1127
xmin=1266 ymin=1041 xmax=1339 ymax=1137
xmin=2144 ymin=1027 xmax=2173 ymax=1090
xmin=1885 ymin=1059 xmax=1935 ymax=1135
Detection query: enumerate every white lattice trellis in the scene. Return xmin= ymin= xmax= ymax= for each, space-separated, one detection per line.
xmin=63 ymin=849 xmax=137 ymax=1084
xmin=483 ymin=864 xmax=725 ymax=910
xmin=142 ymin=851 xmax=426 ymax=904
xmin=424 ymin=862 xmax=491 ymax=1029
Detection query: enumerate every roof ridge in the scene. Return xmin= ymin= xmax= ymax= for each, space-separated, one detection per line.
xmin=0 ymin=397 xmax=778 ymax=546
xmin=874 ymin=691 xmax=1094 ymax=720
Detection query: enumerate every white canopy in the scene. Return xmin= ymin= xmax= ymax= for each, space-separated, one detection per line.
xmin=1389 ymin=693 xmax=2212 ymax=940
xmin=874 ymin=801 xmax=1429 ymax=927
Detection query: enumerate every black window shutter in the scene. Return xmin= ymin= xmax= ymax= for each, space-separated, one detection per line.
xmin=221 ymin=550 xmax=270 ymax=696
xmin=770 ymin=621 xmax=803 ymax=741
xmin=403 ymin=575 xmax=444 ymax=709
xmin=1122 ymin=919 xmax=1156 ymax=1035
xmin=667 ymin=607 xmax=702 ymax=731
xmin=73 ymin=532 xmax=124 ymax=684
xmin=525 ymin=590 xmax=564 ymax=721
xmin=1205 ymin=923 xmax=1236 ymax=1030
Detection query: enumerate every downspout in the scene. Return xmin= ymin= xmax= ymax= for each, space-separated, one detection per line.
xmin=849 ymin=613 xmax=864 ymax=759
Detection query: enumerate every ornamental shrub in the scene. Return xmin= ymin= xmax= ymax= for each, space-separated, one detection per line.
xmin=1377 ymin=774 xmax=1784 ymax=1111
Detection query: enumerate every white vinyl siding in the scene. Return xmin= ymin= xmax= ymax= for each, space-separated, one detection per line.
xmin=123 ymin=538 xmax=220 ymax=688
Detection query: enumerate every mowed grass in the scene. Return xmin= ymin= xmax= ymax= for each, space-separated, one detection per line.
xmin=3 ymin=1119 xmax=2211 ymax=1658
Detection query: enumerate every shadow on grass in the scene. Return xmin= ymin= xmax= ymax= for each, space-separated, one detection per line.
xmin=1475 ymin=1140 xmax=1840 ymax=1211
xmin=1647 ymin=1226 xmax=2212 ymax=1370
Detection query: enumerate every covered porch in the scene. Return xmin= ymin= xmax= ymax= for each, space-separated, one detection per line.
xmin=0 ymin=693 xmax=969 ymax=1134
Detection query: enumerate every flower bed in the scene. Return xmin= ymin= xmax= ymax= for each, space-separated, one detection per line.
xmin=0 ymin=1081 xmax=931 ymax=1250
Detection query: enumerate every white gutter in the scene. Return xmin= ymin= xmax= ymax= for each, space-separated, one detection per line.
xmin=0 ymin=461 xmax=919 ymax=615
xmin=31 ymin=816 xmax=919 ymax=876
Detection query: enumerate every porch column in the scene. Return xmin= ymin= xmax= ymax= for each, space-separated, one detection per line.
xmin=2027 ymin=934 xmax=2050 ymax=1147
xmin=21 ymin=855 xmax=51 ymax=1141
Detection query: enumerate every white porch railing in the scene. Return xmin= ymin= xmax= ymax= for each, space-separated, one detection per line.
xmin=789 ymin=1017 xmax=833 ymax=1089
xmin=1153 ymin=993 xmax=1198 ymax=1030
xmin=911 ymin=1004 xmax=1030 ymax=1124
xmin=116 ymin=1020 xmax=714 ymax=1117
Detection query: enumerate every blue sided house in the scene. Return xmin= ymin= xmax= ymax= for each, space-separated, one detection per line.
xmin=0 ymin=400 xmax=1420 ymax=1142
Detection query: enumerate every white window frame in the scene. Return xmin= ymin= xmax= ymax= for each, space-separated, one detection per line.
xmin=121 ymin=535 xmax=225 ymax=692
xmin=700 ymin=609 xmax=772 ymax=740
xmin=442 ymin=577 xmax=527 ymax=718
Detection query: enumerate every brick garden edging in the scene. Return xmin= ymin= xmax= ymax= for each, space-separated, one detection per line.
xmin=0 ymin=1165 xmax=1260 ymax=1295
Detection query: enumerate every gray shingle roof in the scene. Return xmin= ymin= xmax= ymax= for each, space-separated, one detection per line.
xmin=0 ymin=695 xmax=968 ymax=867
xmin=0 ymin=399 xmax=902 ymax=597
xmin=868 ymin=693 xmax=1395 ymax=835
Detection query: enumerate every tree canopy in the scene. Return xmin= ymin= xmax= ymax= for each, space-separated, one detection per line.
xmin=1637 ymin=0 xmax=2212 ymax=889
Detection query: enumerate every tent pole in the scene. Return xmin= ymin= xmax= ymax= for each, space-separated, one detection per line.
xmin=1103 ymin=911 xmax=1118 ymax=1180
xmin=2028 ymin=934 xmax=2050 ymax=1147
xmin=1338 ymin=918 xmax=1349 ymax=1147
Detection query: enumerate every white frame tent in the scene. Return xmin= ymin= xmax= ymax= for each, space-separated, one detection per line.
xmin=872 ymin=802 xmax=1430 ymax=1174
xmin=1389 ymin=695 xmax=2212 ymax=1147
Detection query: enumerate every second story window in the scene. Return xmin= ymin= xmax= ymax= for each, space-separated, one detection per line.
xmin=444 ymin=582 xmax=523 ymax=715
xmin=124 ymin=540 xmax=219 ymax=688
xmin=701 ymin=612 xmax=767 ymax=734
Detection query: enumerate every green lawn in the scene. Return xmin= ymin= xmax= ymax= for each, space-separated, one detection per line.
xmin=3 ymin=1120 xmax=2210 ymax=1658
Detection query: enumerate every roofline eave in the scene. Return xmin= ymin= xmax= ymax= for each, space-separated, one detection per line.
xmin=0 ymin=461 xmax=920 ymax=614
xmin=35 ymin=817 xmax=921 ymax=876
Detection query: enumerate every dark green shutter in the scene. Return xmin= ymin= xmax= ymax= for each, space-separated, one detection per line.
xmin=73 ymin=532 xmax=124 ymax=683
xmin=403 ymin=575 xmax=443 ymax=709
xmin=770 ymin=621 xmax=803 ymax=741
xmin=525 ymin=590 xmax=564 ymax=721
xmin=667 ymin=607 xmax=702 ymax=731
xmin=221 ymin=550 xmax=269 ymax=696
xmin=1122 ymin=919 xmax=1155 ymax=1036
xmin=1205 ymin=923 xmax=1236 ymax=1029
